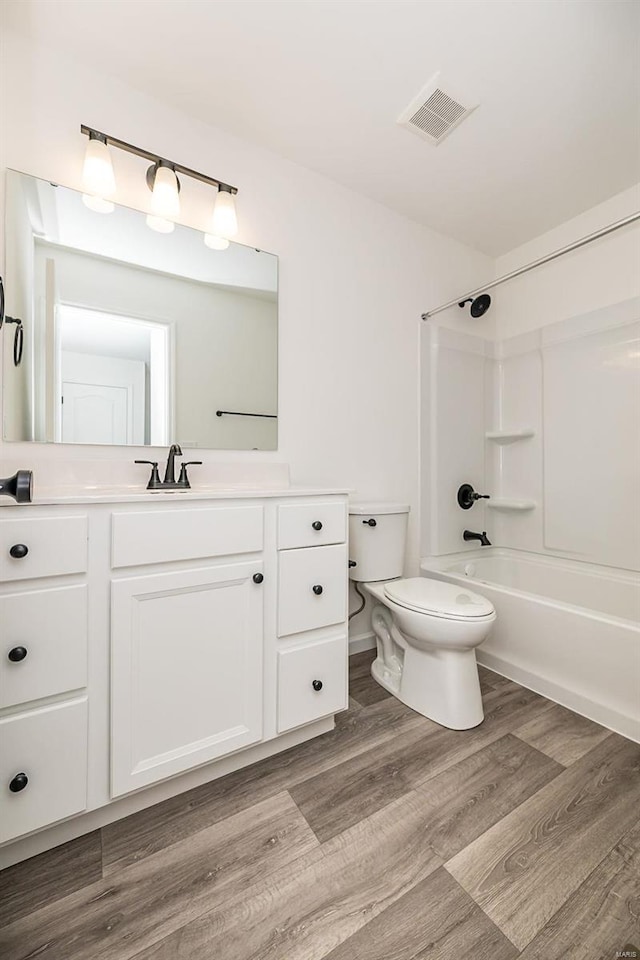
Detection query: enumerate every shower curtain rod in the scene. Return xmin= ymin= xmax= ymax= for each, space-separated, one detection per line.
xmin=421 ymin=211 xmax=640 ymax=320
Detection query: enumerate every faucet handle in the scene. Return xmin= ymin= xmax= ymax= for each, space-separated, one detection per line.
xmin=135 ymin=460 xmax=162 ymax=489
xmin=458 ymin=483 xmax=491 ymax=510
xmin=177 ymin=461 xmax=202 ymax=488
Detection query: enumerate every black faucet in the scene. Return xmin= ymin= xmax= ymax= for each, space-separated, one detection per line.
xmin=463 ymin=530 xmax=491 ymax=546
xmin=163 ymin=444 xmax=182 ymax=485
xmin=135 ymin=445 xmax=202 ymax=491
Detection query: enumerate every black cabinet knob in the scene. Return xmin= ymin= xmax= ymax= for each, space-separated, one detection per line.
xmin=8 ymin=646 xmax=27 ymax=662
xmin=253 ymin=573 xmax=264 ymax=584
xmin=9 ymin=544 xmax=28 ymax=559
xmin=9 ymin=772 xmax=28 ymax=793
xmin=312 ymin=679 xmax=323 ymax=692
xmin=311 ymin=520 xmax=323 ymax=531
xmin=312 ymin=584 xmax=323 ymax=595
xmin=362 ymin=518 xmax=377 ymax=527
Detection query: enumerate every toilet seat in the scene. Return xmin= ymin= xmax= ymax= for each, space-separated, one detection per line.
xmin=384 ymin=577 xmax=495 ymax=621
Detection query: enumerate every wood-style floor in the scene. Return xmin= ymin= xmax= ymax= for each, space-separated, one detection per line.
xmin=1 ymin=651 xmax=639 ymax=960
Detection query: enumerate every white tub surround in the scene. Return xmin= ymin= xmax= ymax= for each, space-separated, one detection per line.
xmin=0 ymin=485 xmax=349 ymax=867
xmin=421 ymin=549 xmax=640 ymax=742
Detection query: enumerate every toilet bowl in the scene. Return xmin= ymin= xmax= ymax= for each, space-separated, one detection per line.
xmin=349 ymin=502 xmax=496 ymax=729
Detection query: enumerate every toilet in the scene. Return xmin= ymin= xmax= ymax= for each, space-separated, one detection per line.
xmin=349 ymin=502 xmax=496 ymax=729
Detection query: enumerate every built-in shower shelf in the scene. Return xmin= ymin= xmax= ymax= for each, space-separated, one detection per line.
xmin=485 ymin=428 xmax=535 ymax=444
xmin=487 ymin=498 xmax=536 ymax=511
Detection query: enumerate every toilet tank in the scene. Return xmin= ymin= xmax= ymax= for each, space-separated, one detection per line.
xmin=348 ymin=502 xmax=410 ymax=582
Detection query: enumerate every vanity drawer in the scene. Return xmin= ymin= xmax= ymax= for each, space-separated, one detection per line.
xmin=0 ymin=697 xmax=88 ymax=843
xmin=278 ymin=501 xmax=346 ymax=550
xmin=0 ymin=516 xmax=88 ymax=582
xmin=111 ymin=505 xmax=263 ymax=568
xmin=277 ymin=636 xmax=347 ymax=732
xmin=0 ymin=585 xmax=87 ymax=709
xmin=278 ymin=543 xmax=348 ymax=637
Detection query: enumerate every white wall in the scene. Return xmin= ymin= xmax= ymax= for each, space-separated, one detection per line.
xmin=0 ymin=28 xmax=493 ymax=644
xmin=491 ymin=184 xmax=640 ymax=338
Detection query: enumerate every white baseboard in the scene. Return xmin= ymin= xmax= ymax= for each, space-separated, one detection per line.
xmin=477 ymin=652 xmax=640 ymax=744
xmin=349 ymin=631 xmax=376 ymax=655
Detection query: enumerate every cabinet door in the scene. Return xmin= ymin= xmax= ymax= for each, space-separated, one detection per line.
xmin=277 ymin=635 xmax=348 ymax=733
xmin=278 ymin=544 xmax=348 ymax=637
xmin=111 ymin=562 xmax=264 ymax=797
xmin=0 ymin=698 xmax=88 ymax=843
xmin=0 ymin=585 xmax=87 ymax=709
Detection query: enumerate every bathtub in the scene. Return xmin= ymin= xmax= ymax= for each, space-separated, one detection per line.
xmin=420 ymin=548 xmax=640 ymax=742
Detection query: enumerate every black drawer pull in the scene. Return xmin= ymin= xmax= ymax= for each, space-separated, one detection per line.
xmin=9 ymin=773 xmax=28 ymax=793
xmin=362 ymin=518 xmax=377 ymax=527
xmin=8 ymin=646 xmax=28 ymax=662
xmin=9 ymin=544 xmax=28 ymax=559
xmin=311 ymin=521 xmax=323 ymax=531
xmin=312 ymin=584 xmax=323 ymax=595
xmin=253 ymin=573 xmax=264 ymax=584
xmin=312 ymin=679 xmax=323 ymax=692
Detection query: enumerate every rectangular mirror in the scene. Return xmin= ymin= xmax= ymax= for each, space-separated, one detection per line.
xmin=3 ymin=170 xmax=278 ymax=450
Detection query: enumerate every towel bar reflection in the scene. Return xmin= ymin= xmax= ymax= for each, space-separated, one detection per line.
xmin=216 ymin=410 xmax=277 ymax=419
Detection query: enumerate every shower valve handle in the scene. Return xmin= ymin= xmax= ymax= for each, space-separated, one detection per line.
xmin=457 ymin=483 xmax=491 ymax=510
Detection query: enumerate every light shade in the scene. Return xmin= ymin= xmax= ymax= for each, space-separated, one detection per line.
xmin=146 ymin=215 xmax=175 ymax=234
xmin=82 ymin=136 xmax=116 ymax=198
xmin=150 ymin=163 xmax=180 ymax=219
xmin=82 ymin=194 xmax=114 ymax=214
xmin=211 ymin=186 xmax=238 ymax=239
xmin=204 ymin=233 xmax=229 ymax=250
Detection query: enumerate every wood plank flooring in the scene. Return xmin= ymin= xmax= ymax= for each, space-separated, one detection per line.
xmin=1 ymin=652 xmax=638 ymax=960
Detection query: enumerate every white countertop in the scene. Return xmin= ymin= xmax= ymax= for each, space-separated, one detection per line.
xmin=0 ymin=460 xmax=350 ymax=505
xmin=0 ymin=485 xmax=351 ymax=506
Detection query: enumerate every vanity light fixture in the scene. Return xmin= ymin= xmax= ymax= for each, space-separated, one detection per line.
xmin=146 ymin=161 xmax=180 ymax=233
xmin=211 ymin=185 xmax=238 ymax=239
xmin=81 ymin=131 xmax=116 ymax=213
xmin=80 ymin=125 xmax=239 ymax=241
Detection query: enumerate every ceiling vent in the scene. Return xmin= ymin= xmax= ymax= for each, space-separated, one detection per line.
xmin=398 ymin=73 xmax=478 ymax=145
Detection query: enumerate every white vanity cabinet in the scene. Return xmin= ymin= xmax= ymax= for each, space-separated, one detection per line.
xmin=0 ymin=510 xmax=89 ymax=845
xmin=111 ymin=561 xmax=265 ymax=796
xmin=0 ymin=489 xmax=348 ymax=866
xmin=276 ymin=501 xmax=349 ymax=734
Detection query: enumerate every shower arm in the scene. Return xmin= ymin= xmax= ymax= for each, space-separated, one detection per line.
xmin=421 ymin=211 xmax=640 ymax=321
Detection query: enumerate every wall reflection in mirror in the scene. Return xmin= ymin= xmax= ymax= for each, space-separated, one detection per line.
xmin=3 ymin=170 xmax=278 ymax=450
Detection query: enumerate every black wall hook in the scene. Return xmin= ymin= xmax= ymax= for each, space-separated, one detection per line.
xmin=5 ymin=317 xmax=24 ymax=366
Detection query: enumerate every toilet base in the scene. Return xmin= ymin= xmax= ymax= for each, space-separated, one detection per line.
xmin=371 ymin=645 xmax=484 ymax=730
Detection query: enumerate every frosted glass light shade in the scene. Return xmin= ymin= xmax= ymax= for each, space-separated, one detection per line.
xmin=211 ymin=188 xmax=238 ymax=238
xmin=146 ymin=215 xmax=175 ymax=234
xmin=204 ymin=233 xmax=229 ymax=250
xmin=82 ymin=137 xmax=116 ymax=198
xmin=82 ymin=194 xmax=114 ymax=214
xmin=150 ymin=164 xmax=180 ymax=219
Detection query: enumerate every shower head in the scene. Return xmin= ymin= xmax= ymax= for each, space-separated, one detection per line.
xmin=458 ymin=293 xmax=491 ymax=318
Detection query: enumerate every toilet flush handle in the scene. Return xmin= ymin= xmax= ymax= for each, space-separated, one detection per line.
xmin=362 ymin=518 xmax=377 ymax=527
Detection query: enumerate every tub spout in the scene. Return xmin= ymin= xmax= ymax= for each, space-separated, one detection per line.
xmin=463 ymin=529 xmax=491 ymax=546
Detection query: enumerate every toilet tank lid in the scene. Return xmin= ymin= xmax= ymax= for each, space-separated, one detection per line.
xmin=349 ymin=501 xmax=410 ymax=515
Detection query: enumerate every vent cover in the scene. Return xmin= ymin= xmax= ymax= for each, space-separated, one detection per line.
xmin=398 ymin=73 xmax=477 ymax=145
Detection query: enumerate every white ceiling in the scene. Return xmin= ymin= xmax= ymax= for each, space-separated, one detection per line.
xmin=5 ymin=0 xmax=640 ymax=255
